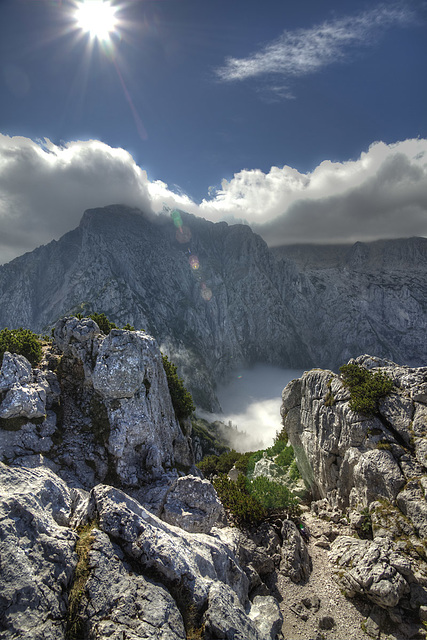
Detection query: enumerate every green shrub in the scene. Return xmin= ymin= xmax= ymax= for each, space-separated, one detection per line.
xmin=273 ymin=425 xmax=288 ymax=445
xmin=246 ymin=450 xmax=264 ymax=476
xmin=0 ymin=327 xmax=43 ymax=367
xmin=213 ymin=474 xmax=267 ymax=526
xmin=274 ymin=445 xmax=295 ymax=469
xmin=233 ymin=451 xmax=254 ymax=474
xmin=213 ymin=472 xmax=300 ymax=526
xmin=162 ymin=354 xmax=195 ymax=421
xmin=88 ymin=313 xmax=118 ymax=335
xmin=196 ymin=449 xmax=242 ymax=477
xmin=339 ymin=363 xmax=393 ymax=415
xmin=288 ymin=459 xmax=301 ymax=481
xmin=266 ymin=439 xmax=287 ymax=457
xmin=197 ymin=455 xmax=220 ymax=478
xmin=248 ymin=475 xmax=300 ymax=515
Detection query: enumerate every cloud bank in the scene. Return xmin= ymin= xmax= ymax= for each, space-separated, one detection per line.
xmin=207 ymin=365 xmax=304 ymax=451
xmin=201 ymin=138 xmax=427 ymax=246
xmin=0 ymin=134 xmax=197 ymax=263
xmin=216 ymin=4 xmax=414 ymax=92
xmin=0 ymin=134 xmax=426 ymax=264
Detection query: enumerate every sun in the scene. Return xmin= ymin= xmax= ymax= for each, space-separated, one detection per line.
xmin=75 ymin=0 xmax=118 ymax=40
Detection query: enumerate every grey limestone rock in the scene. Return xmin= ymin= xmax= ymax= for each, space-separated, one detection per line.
xmin=248 ymin=595 xmax=284 ymax=639
xmin=280 ymin=519 xmax=311 ymax=583
xmin=0 ymin=352 xmax=49 ymax=420
xmin=213 ymin=525 xmax=278 ymax=595
xmin=281 ymin=358 xmax=427 ymax=514
xmin=0 ymin=463 xmax=284 ymax=640
xmin=202 ymin=582 xmax=263 ymax=640
xmin=0 ymin=351 xmax=32 ymax=390
xmin=253 ymin=456 xmax=284 ymax=480
xmin=54 ymin=315 xmax=102 ymax=378
xmin=51 ymin=317 xmax=193 ymax=489
xmin=0 ymin=463 xmax=77 ymax=639
xmin=282 ymin=358 xmax=427 ymax=615
xmin=89 ymin=483 xmax=249 ymax=608
xmin=329 ymin=536 xmax=411 ymax=608
xmin=81 ymin=529 xmax=187 ymax=640
xmin=0 ymin=381 xmax=46 ymax=419
xmin=161 ymin=474 xmax=224 ymax=533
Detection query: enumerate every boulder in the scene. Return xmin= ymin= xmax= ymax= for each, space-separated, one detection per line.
xmin=248 ymin=595 xmax=284 ymax=639
xmin=161 ymin=474 xmax=224 ymax=533
xmin=202 ymin=582 xmax=263 ymax=640
xmin=0 ymin=351 xmax=32 ymax=390
xmin=0 ymin=382 xmax=46 ymax=419
xmin=0 ymin=352 xmax=49 ymax=420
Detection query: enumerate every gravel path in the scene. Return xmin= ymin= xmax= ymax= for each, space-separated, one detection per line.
xmin=278 ymin=534 xmax=369 ymax=639
xmin=275 ymin=513 xmax=425 ymax=640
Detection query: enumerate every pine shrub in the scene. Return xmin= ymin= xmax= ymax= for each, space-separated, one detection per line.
xmin=0 ymin=327 xmax=43 ymax=367
xmin=339 ymin=363 xmax=393 ymax=415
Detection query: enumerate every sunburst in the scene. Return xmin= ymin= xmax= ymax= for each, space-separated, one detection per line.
xmin=74 ymin=0 xmax=118 ymax=41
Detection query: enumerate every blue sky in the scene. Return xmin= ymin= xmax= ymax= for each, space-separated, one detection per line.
xmin=0 ymin=0 xmax=426 ymax=263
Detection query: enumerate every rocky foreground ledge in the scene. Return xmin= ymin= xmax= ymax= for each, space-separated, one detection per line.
xmin=0 ymin=318 xmax=287 ymax=639
xmin=1 ymin=316 xmax=427 ymax=639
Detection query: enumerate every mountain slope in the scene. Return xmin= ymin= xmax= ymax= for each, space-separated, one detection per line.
xmin=0 ymin=206 xmax=309 ymax=408
xmin=1 ymin=205 xmax=426 ymax=407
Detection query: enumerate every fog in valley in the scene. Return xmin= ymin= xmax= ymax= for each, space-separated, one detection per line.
xmin=210 ymin=365 xmax=304 ymax=452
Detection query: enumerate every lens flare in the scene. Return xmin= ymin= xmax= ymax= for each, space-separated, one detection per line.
xmin=201 ymin=283 xmax=213 ymax=301
xmin=171 ymin=210 xmax=182 ymax=228
xmin=176 ymin=226 xmax=192 ymax=243
xmin=189 ymin=255 xmax=200 ymax=270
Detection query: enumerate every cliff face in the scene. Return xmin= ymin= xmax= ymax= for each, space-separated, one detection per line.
xmin=272 ymin=238 xmax=427 ymax=370
xmin=1 ymin=204 xmax=426 ymax=408
xmin=281 ymin=357 xmax=427 ymax=619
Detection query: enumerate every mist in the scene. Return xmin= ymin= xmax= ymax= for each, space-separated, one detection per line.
xmin=213 ymin=364 xmax=304 ymax=452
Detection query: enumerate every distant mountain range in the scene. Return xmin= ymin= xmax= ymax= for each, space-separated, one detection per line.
xmin=1 ymin=204 xmax=426 ymax=409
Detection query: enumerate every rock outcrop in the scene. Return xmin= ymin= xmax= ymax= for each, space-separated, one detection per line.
xmin=281 ymin=356 xmax=427 ymax=623
xmin=0 ymin=317 xmax=199 ymax=513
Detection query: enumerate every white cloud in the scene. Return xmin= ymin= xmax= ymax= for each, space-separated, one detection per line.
xmin=0 ymin=134 xmax=426 ymax=264
xmin=216 ymin=4 xmax=414 ymax=88
xmin=0 ymin=134 xmax=199 ymax=263
xmin=199 ymin=139 xmax=427 ymax=244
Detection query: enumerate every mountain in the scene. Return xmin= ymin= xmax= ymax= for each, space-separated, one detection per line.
xmin=0 ymin=204 xmax=426 ymax=408
xmin=272 ymin=237 xmax=427 ymax=372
